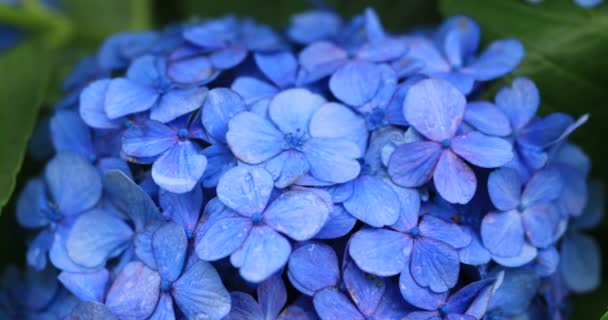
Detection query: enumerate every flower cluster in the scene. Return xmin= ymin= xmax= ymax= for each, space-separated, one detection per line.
xmin=2 ymin=7 xmax=602 ymax=320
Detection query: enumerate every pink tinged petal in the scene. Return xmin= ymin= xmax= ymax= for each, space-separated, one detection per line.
xmin=410 ymin=237 xmax=460 ymax=293
xmin=492 ymin=243 xmax=537 ymax=267
xmin=288 ymin=242 xmax=340 ymax=296
xmin=348 ymin=228 xmax=411 ymax=276
xmin=106 ymin=261 xmax=161 ymax=320
xmin=487 ymin=168 xmax=523 ymax=211
xmin=481 ymin=211 xmax=524 ymax=257
xmin=58 ymin=269 xmax=109 ymax=302
xmin=217 ymin=166 xmax=274 ymax=216
xmin=309 ymin=102 xmax=368 ymax=153
xmin=329 ymin=60 xmax=381 ymax=106
xmin=172 ymin=260 xmax=232 ymax=320
xmin=451 ymin=132 xmax=514 ymax=168
xmin=79 ymin=79 xmax=121 ymax=129
xmin=560 ymin=233 xmax=601 ymax=293
xmin=265 ymin=150 xmax=310 ymax=188
xmin=122 ymin=121 xmax=176 ymax=158
xmin=342 ymin=259 xmax=385 ymax=316
xmin=269 ymin=88 xmax=325 ymax=135
xmin=195 ymin=198 xmax=252 ymax=261
xmin=419 ymin=215 xmax=471 ymax=249
xmin=403 ymin=78 xmax=465 ymax=141
xmin=521 ymin=168 xmax=563 ymax=206
xmin=522 ymin=203 xmax=560 ymax=248
xmin=387 ymin=141 xmax=442 ymax=188
xmin=433 ymin=150 xmax=476 ymax=204
xmin=226 ymin=292 xmax=264 ymax=320
xmin=105 ymin=78 xmax=159 ymax=119
xmin=226 ymin=112 xmax=285 ymax=164
xmin=151 ymin=141 xmax=207 ymax=193
xmin=202 ymin=88 xmax=247 ymax=143
xmin=264 ymin=191 xmax=330 ymax=241
xmin=494 ymin=77 xmax=539 ymax=131
xmin=343 ymin=176 xmax=401 ymax=227
xmin=463 ymin=102 xmax=511 ymax=137
xmin=149 ymin=293 xmax=175 ymax=320
xmin=152 ymin=222 xmax=187 ymax=282
xmin=399 ymin=265 xmax=447 ymax=310
xmin=258 ymin=275 xmax=287 ymax=319
xmin=230 ymin=226 xmax=291 ymax=283
xmin=313 ymin=288 xmax=365 ymax=320
xmin=303 ymin=137 xmax=361 ymax=184
xmin=462 ymin=39 xmax=524 ymax=81
xmin=151 ymin=86 xmax=208 ymax=123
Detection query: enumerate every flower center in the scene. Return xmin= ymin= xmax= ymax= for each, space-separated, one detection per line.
xmin=365 ymin=108 xmax=386 ymax=131
xmin=439 ymin=304 xmax=450 ymax=316
xmin=408 ymin=226 xmax=421 ymax=239
xmin=441 ymin=139 xmax=451 ymax=149
xmin=517 ymin=203 xmax=526 ymax=213
xmin=160 ymin=279 xmax=172 ymax=292
xmin=251 ymin=212 xmax=264 ymax=225
xmin=177 ymin=128 xmax=189 ymax=141
xmin=284 ymin=129 xmax=307 ymax=150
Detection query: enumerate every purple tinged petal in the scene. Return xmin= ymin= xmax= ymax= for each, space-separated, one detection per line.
xmin=217 ymin=166 xmax=274 ymax=216
xmin=495 ymin=77 xmax=539 ymax=130
xmin=403 ymin=78 xmax=465 ymax=141
xmin=195 ymin=199 xmax=251 ymax=261
xmin=105 ymin=78 xmax=159 ymax=119
xmin=172 ymin=260 xmax=231 ymax=320
xmin=230 ymin=226 xmax=291 ymax=283
xmin=522 ymin=168 xmax=563 ymax=205
xmin=67 ymin=209 xmax=133 ymax=268
xmin=451 ymin=132 xmax=513 ymax=168
xmin=122 ymin=121 xmax=176 ymax=158
xmin=399 ymin=266 xmax=446 ymax=310
xmin=79 ymin=79 xmax=121 ymax=129
xmin=433 ymin=150 xmax=476 ymax=204
xmin=388 ymin=141 xmax=442 ymax=187
xmin=58 ymin=269 xmax=109 ymax=302
xmin=159 ymin=185 xmax=203 ymax=235
xmin=264 ymin=191 xmax=330 ymax=241
xmin=269 ymin=88 xmax=325 ymax=135
xmin=487 ymin=168 xmax=523 ymax=211
xmin=106 ymin=261 xmax=160 ymax=320
xmin=255 ymin=51 xmax=297 ymax=87
xmin=202 ymin=88 xmax=247 ymax=143
xmin=227 ymin=112 xmax=285 ymax=164
xmin=315 ymin=205 xmax=357 ymax=239
xmin=298 ymin=41 xmax=347 ymax=81
xmin=329 ymin=61 xmax=381 ymax=106
xmin=265 ymin=150 xmax=310 ymax=188
xmin=17 ymin=178 xmax=50 ymax=229
xmin=151 ymin=141 xmax=207 ymax=193
xmin=342 ymin=259 xmax=385 ymax=316
xmin=303 ymin=137 xmax=361 ymax=184
xmin=481 ymin=211 xmax=524 ymax=257
xmin=463 ymin=39 xmax=524 ymax=81
xmin=149 ymin=293 xmax=176 ymax=320
xmin=288 ymin=242 xmax=340 ymax=296
xmin=225 ymin=292 xmax=264 ymax=320
xmin=410 ymin=237 xmax=460 ymax=292
xmin=231 ymin=76 xmax=278 ymax=105
xmin=560 ymin=232 xmax=601 ymax=293
xmin=152 ymin=86 xmax=208 ymax=123
xmin=258 ymin=275 xmax=287 ymax=319
xmin=419 ymin=215 xmax=471 ymax=249
xmin=152 ymin=222 xmax=187 ymax=282
xmin=344 ymin=176 xmax=400 ymax=227
xmin=522 ymin=203 xmax=560 ymax=248
xmin=492 ymin=243 xmax=538 ymax=267
xmin=313 ymin=288 xmax=364 ymax=320
xmin=463 ymin=102 xmax=511 ymax=137
xmin=349 ymin=228 xmax=411 ymax=276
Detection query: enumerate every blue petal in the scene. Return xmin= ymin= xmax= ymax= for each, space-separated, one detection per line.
xmin=97 ymin=158 xmax=133 ymax=179
xmin=433 ymin=71 xmax=475 ymax=95
xmin=258 ymin=275 xmax=287 ymax=319
xmin=533 ymin=247 xmax=559 ymax=277
xmin=106 ymin=261 xmax=161 ymax=319
xmin=495 ymin=77 xmax=539 ymax=131
xmin=458 ymin=228 xmax=491 ymax=266
xmin=23 ymin=267 xmax=60 ymax=311
xmin=226 ymin=292 xmax=263 ymax=320
xmin=488 ymin=268 xmax=540 ymax=316
xmin=125 ymin=55 xmax=163 ymax=86
xmin=463 ymin=39 xmax=524 ymax=81
xmin=451 ymin=132 xmax=513 ymax=168
xmin=265 ymin=150 xmax=310 ymax=188
xmin=487 ymin=168 xmax=523 ymax=211
xmin=69 ymin=301 xmax=116 ymax=320
xmin=168 ymin=55 xmax=215 ymax=84
xmin=134 ymin=221 xmax=163 ymax=270
xmin=288 ymin=242 xmax=340 ymax=296
xmin=419 ymin=215 xmax=471 ymax=249
xmin=149 ymin=293 xmax=176 ymax=320
xmin=520 ymin=113 xmax=574 ymax=148
xmin=303 ymin=137 xmax=361 ymax=184
xmin=202 ymin=88 xmax=247 ymax=143
xmin=152 ymin=222 xmax=187 ymax=282
xmin=195 ymin=198 xmax=252 ymax=261
xmin=358 ymin=38 xmax=408 ymax=63
xmin=315 ymin=205 xmax=357 ymax=239
xmin=45 ymin=152 xmax=102 ymax=215
xmin=122 ymin=120 xmax=176 ymax=158
xmin=522 ymin=168 xmax=563 ymax=205
xmin=342 ymin=258 xmax=385 ymax=315
xmin=231 ymin=76 xmax=278 ymax=105
xmin=313 ymin=288 xmax=364 ymax=320
xmin=406 ymin=38 xmax=451 ymax=74
xmin=209 ymin=47 xmax=248 ymax=69
xmin=58 ymin=269 xmax=109 ymax=302
xmin=152 ymin=86 xmax=208 ymax=123
xmin=436 ymin=16 xmax=480 ymax=60
xmin=277 ymin=296 xmax=317 ymax=320
xmin=105 ymin=78 xmax=159 ymax=119
xmin=230 ymin=226 xmax=291 ymax=283
xmin=79 ymin=79 xmax=121 ymax=129
xmin=226 ymin=112 xmax=285 ymax=164
xmin=343 ymin=176 xmax=401 ymax=227
xmin=403 ymin=78 xmax=465 ymax=141
xmin=172 ymin=260 xmax=231 ymax=320
xmin=560 ymin=232 xmax=601 ymax=293
xmin=201 ymin=144 xmax=238 ymax=188
xmin=264 ymin=191 xmax=330 ymax=241
xmin=433 ymin=150 xmax=476 ymax=204
xmin=50 ymin=223 xmax=91 ymax=272
xmin=298 ymin=41 xmax=347 ymax=82
xmin=255 ymin=51 xmax=297 ymax=87
xmin=159 ymin=186 xmax=202 ymax=236
xmin=17 ymin=178 xmax=50 ymax=229
xmin=309 ymin=102 xmax=368 ymax=154
xmin=410 ymin=237 xmax=460 ymax=292
xmin=287 ymin=11 xmax=342 ymax=44
xmin=522 ymin=203 xmax=560 ymax=248
xmin=463 ymin=102 xmax=511 ymax=137
xmin=370 ymin=282 xmax=412 ymax=319
xmin=492 ymin=243 xmax=538 ymax=268
xmin=481 ymin=211 xmax=524 ymax=257
xmin=66 ymin=209 xmax=133 ymax=268
xmin=217 ymin=166 xmax=274 ymax=216
xmin=27 ymin=229 xmax=52 ymax=270
xmin=388 ymin=141 xmax=442 ymax=187
xmin=269 ymin=88 xmax=325 ymax=135
xmin=329 ymin=61 xmax=381 ymax=106
xmin=349 ymin=228 xmax=411 ymax=276
xmin=151 ymin=141 xmax=208 ymax=193
xmin=388 ymin=181 xmax=421 ymax=232
xmin=399 ymin=265 xmax=446 ymax=310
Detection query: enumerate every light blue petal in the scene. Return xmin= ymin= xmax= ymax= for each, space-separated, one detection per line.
xmin=122 ymin=120 xmax=176 ymax=158
xmin=149 ymin=293 xmax=176 ymax=320
xmin=522 ymin=203 xmax=560 ymax=248
xmin=209 ymin=47 xmax=248 ymax=69
xmin=287 ymin=11 xmax=342 ymax=44
xmin=410 ymin=237 xmax=460 ymax=292
xmin=487 ymin=168 xmax=523 ymax=211
xmin=168 ymin=54 xmax=215 ymax=84
xmin=288 ymin=242 xmax=340 ymax=296
xmin=433 ymin=71 xmax=475 ymax=95
xmin=217 ymin=166 xmax=274 ymax=216
xmin=329 ymin=61 xmax=381 ymax=106
xmin=492 ymin=243 xmax=538 ymax=268
xmin=227 ymin=112 xmax=285 ymax=164
xmin=265 ymin=150 xmax=310 ymax=188
xmin=50 ymin=110 xmax=94 ymax=160
xmin=152 ymin=86 xmax=208 ymax=123
xmin=349 ymin=228 xmax=411 ymax=276
xmin=106 ymin=261 xmax=160 ymax=320
xmin=298 ymin=41 xmax=347 ymax=82
xmin=269 ymin=88 xmax=325 ymax=135
xmin=255 ymin=51 xmax=297 ymax=87
xmin=451 ymin=132 xmax=514 ymax=168
xmin=399 ymin=265 xmax=446 ymax=310
xmin=463 ymin=102 xmax=511 ymax=137
xmin=79 ymin=80 xmax=120 ymax=129
xmin=69 ymin=301 xmax=116 ymax=320
xmin=172 ymin=260 xmax=231 ymax=320
xmin=463 ymin=39 xmax=524 ymax=81
xmin=387 ymin=180 xmax=421 ymax=232
xmin=313 ymin=288 xmax=364 ymax=320
xmin=387 ymin=141 xmax=442 ymax=188
xmin=560 ymin=232 xmax=601 ymax=293
xmin=343 ymin=176 xmax=401 ymax=227
xmin=231 ymin=76 xmax=278 ymax=105
xmin=494 ymin=77 xmax=538 ymax=131
xmin=433 ymin=150 xmax=476 ymax=204
xmin=151 ymin=141 xmax=207 ymax=193
xmin=264 ymin=191 xmax=330 ymax=241
xmin=481 ymin=211 xmax=524 ymax=257
xmin=309 ymin=102 xmax=368 ymax=154
xmin=202 ymin=88 xmax=247 ymax=143
xmin=152 ymin=222 xmax=187 ymax=282
xmin=534 ymin=247 xmax=559 ymax=277
xmin=458 ymin=228 xmax=491 ymax=266
xmin=58 ymin=269 xmax=109 ymax=302
xmin=522 ymin=168 xmax=563 ymax=206
xmin=419 ymin=215 xmax=471 ymax=249
xmin=105 ymin=78 xmax=159 ymax=119
xmin=201 ymin=144 xmax=238 ymax=188
xmin=304 ymin=137 xmax=361 ymax=184
xmin=134 ymin=221 xmax=163 ymax=270
xmin=126 ymin=55 xmax=162 ymax=86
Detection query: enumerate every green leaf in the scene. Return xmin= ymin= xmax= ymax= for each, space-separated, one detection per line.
xmin=0 ymin=39 xmax=52 ymax=215
xmin=601 ymin=310 xmax=608 ymax=320
xmin=439 ymin=0 xmax=608 ymax=183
